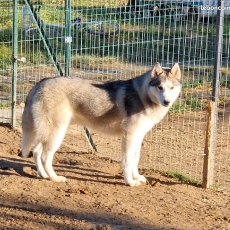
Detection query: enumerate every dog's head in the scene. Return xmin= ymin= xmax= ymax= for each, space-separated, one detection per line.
xmin=148 ymin=62 xmax=181 ymax=107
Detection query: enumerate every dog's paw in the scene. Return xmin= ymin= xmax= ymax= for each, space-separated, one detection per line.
xmin=37 ymin=170 xmax=49 ymax=179
xmin=51 ymin=176 xmax=66 ymax=182
xmin=134 ymin=175 xmax=147 ymax=183
xmin=126 ymin=179 xmax=142 ymax=187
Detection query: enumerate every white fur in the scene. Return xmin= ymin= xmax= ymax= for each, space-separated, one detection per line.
xmin=21 ymin=63 xmax=181 ymax=186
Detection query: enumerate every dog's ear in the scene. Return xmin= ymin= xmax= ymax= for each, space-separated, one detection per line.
xmin=170 ymin=63 xmax=181 ymax=81
xmin=151 ymin=62 xmax=162 ymax=78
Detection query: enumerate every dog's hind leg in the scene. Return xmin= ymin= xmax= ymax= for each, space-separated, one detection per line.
xmin=21 ymin=126 xmax=36 ymax=158
xmin=41 ymin=124 xmax=69 ymax=182
xmin=33 ymin=142 xmax=49 ymax=178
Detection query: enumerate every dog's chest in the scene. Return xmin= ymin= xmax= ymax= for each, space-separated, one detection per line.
xmin=140 ymin=106 xmax=169 ymax=131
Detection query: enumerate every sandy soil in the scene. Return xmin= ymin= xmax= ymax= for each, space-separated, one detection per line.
xmin=0 ymin=123 xmax=230 ymax=230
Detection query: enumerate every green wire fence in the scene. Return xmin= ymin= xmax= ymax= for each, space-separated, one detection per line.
xmin=0 ymin=0 xmax=230 ymax=188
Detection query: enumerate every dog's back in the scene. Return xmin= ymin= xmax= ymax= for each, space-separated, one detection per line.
xmin=22 ymin=74 xmax=151 ymax=150
xmin=21 ymin=76 xmax=132 ymax=157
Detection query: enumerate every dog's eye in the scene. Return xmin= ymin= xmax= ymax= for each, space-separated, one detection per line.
xmin=170 ymin=87 xmax=174 ymax=90
xmin=158 ymin=86 xmax=163 ymax=90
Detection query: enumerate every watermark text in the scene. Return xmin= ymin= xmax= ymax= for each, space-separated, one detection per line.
xmin=201 ymin=5 xmax=230 ymax=11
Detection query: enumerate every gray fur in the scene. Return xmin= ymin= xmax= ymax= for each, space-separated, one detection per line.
xmin=21 ymin=62 xmax=182 ymax=186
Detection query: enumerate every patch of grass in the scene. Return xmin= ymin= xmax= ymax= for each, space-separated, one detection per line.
xmin=0 ymin=102 xmax=10 ymax=109
xmin=141 ymin=168 xmax=200 ymax=186
xmin=0 ymin=83 xmax=10 ymax=91
xmin=0 ymin=44 xmax=12 ymax=69
xmin=72 ymin=54 xmax=121 ymax=68
xmin=170 ymin=96 xmax=207 ymax=113
xmin=182 ymin=77 xmax=212 ymax=89
xmin=1 ymin=0 xmax=230 ymax=114
xmin=165 ymin=171 xmax=200 ymax=186
xmin=220 ymin=75 xmax=230 ymax=88
xmin=0 ymin=28 xmax=12 ymax=43
xmin=209 ymin=183 xmax=226 ymax=192
xmin=1 ymin=3 xmax=221 ymax=64
xmin=218 ymin=95 xmax=230 ymax=107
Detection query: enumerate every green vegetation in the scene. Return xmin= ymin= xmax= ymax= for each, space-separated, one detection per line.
xmin=1 ymin=0 xmax=229 ymax=69
xmin=0 ymin=102 xmax=10 ymax=109
xmin=142 ymin=168 xmax=200 ymax=186
xmin=165 ymin=170 xmax=200 ymax=186
xmin=170 ymin=97 xmax=206 ymax=113
xmin=0 ymin=83 xmax=10 ymax=91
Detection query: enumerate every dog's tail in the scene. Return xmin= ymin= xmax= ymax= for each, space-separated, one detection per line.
xmin=21 ymin=101 xmax=37 ymax=158
xmin=21 ymin=124 xmax=36 ymax=158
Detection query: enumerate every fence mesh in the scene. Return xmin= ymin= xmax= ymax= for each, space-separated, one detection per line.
xmin=0 ymin=0 xmax=13 ymax=123
xmin=0 ymin=0 xmax=230 ymax=187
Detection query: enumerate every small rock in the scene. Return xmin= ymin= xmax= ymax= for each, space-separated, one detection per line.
xmin=65 ymin=193 xmax=73 ymax=197
xmin=79 ymin=188 xmax=91 ymax=195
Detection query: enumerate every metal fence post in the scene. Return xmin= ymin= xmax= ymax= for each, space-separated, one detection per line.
xmin=64 ymin=0 xmax=97 ymax=152
xmin=65 ymin=0 xmax=71 ymax=76
xmin=12 ymin=0 xmax=18 ymax=128
xmin=203 ymin=0 xmax=224 ymax=188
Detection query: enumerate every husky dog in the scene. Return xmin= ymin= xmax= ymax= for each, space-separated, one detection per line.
xmin=21 ymin=62 xmax=181 ymax=186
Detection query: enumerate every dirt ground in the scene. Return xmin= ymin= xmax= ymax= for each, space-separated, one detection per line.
xmin=0 ymin=124 xmax=230 ymax=230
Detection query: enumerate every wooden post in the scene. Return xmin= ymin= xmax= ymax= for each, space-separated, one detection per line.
xmin=202 ymin=101 xmax=215 ymax=188
xmin=203 ymin=0 xmax=224 ymax=189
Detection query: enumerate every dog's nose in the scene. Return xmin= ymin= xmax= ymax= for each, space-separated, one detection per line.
xmin=164 ymin=100 xmax=170 ymax=106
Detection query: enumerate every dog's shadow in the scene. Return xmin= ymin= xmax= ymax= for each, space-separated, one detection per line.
xmin=145 ymin=176 xmax=179 ymax=187
xmin=51 ymin=161 xmax=125 ymax=186
xmin=0 ymin=155 xmax=125 ymax=186
xmin=0 ymin=156 xmax=36 ymax=178
xmin=0 ymin=155 xmax=192 ymax=187
xmin=145 ymin=174 xmax=202 ymax=188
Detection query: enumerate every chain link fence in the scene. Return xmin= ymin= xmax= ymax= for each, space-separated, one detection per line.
xmin=0 ymin=0 xmax=230 ymax=188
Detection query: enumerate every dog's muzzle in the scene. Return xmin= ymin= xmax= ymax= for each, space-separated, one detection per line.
xmin=163 ymin=100 xmax=170 ymax=106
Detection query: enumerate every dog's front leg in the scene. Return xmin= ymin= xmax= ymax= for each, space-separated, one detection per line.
xmin=121 ymin=133 xmax=145 ymax=186
xmin=132 ymin=135 xmax=147 ymax=184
